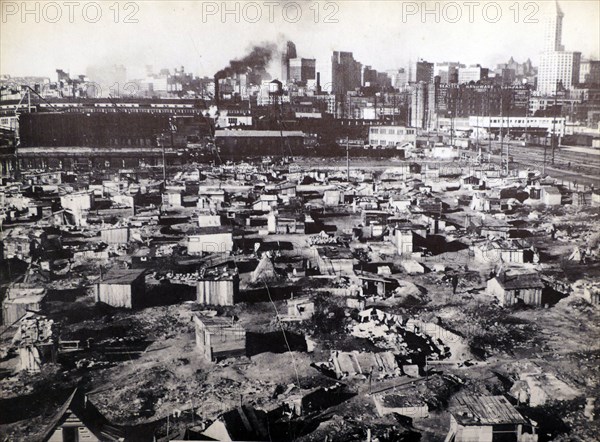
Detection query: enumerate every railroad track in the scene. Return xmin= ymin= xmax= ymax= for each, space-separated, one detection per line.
xmin=463 ymin=142 xmax=600 ymax=185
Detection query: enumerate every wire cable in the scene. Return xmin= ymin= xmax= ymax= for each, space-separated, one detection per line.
xmin=263 ymin=282 xmax=301 ymax=387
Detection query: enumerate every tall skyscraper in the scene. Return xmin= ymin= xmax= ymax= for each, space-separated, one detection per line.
xmin=386 ymin=69 xmax=408 ymax=89
xmin=280 ymin=41 xmax=297 ymax=83
xmin=331 ymin=51 xmax=362 ymax=97
xmin=362 ymin=66 xmax=378 ymax=86
xmin=538 ymin=1 xmax=581 ymax=96
xmin=543 ymin=1 xmax=564 ymax=52
xmin=411 ymin=82 xmax=432 ymax=129
xmin=415 ymin=61 xmax=434 ymax=84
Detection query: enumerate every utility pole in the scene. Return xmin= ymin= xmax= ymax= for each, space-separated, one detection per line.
xmin=13 ymin=87 xmax=35 ymax=180
xmin=450 ymin=110 xmax=454 ymax=148
xmin=506 ymin=90 xmax=511 ymax=176
xmin=160 ymin=135 xmax=167 ymax=187
xmin=543 ymin=137 xmax=547 ymax=176
xmin=487 ymin=89 xmax=492 ymax=162
xmin=346 ymin=137 xmax=350 ymax=182
xmin=524 ymin=86 xmax=529 ymax=145
xmin=551 ymin=94 xmax=558 ymax=165
xmin=476 ymin=113 xmax=481 ymax=164
xmin=500 ymin=88 xmax=511 ymax=176
xmin=499 ymin=90 xmax=504 ymax=173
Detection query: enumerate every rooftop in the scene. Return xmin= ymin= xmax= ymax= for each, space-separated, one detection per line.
xmin=99 ymin=269 xmax=146 ymax=285
xmin=193 ymin=314 xmax=245 ymax=331
xmin=215 ymin=130 xmax=304 ymax=138
xmin=496 ymin=272 xmax=544 ymax=290
xmin=452 ymin=395 xmax=528 ymax=426
xmin=542 ymin=186 xmax=562 ymax=195
xmin=199 ymin=267 xmax=238 ymax=281
xmin=379 ymin=394 xmax=426 ymax=408
xmin=315 ymin=246 xmax=354 ymax=260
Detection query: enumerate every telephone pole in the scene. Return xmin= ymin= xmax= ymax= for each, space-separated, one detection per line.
xmin=346 ymin=138 xmax=350 ymax=182
xmin=551 ymin=94 xmax=558 ymax=165
xmin=161 ymin=136 xmax=167 ymax=186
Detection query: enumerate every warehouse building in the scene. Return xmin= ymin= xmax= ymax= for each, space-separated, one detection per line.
xmin=368 ymin=126 xmax=417 ymax=148
xmin=16 ymin=112 xmax=195 ymax=171
xmin=214 ymin=130 xmax=305 ymax=157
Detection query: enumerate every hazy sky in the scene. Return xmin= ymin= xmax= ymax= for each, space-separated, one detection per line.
xmin=1 ymin=0 xmax=598 ymax=86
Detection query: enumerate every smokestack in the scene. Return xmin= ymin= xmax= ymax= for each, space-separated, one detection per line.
xmin=214 ymin=75 xmax=220 ymax=106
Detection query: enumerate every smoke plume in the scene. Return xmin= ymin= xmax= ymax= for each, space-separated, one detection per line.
xmin=215 ymin=42 xmax=277 ymax=84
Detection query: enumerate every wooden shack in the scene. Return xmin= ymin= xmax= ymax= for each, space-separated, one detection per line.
xmin=193 ymin=314 xmax=246 ymax=362
xmin=187 ymin=230 xmax=234 ymax=254
xmin=100 ymin=227 xmax=130 ymax=245
xmin=41 ymin=389 xmax=124 ymax=441
xmin=197 ymin=269 xmax=239 ymax=306
xmin=445 ymin=395 xmax=538 ymax=442
xmin=2 ymin=285 xmax=46 ymax=325
xmin=281 ymin=297 xmax=315 ymax=321
xmin=486 ymin=272 xmax=544 ymax=307
xmin=14 ymin=312 xmax=57 ymax=372
xmin=95 ymin=269 xmax=145 ymax=309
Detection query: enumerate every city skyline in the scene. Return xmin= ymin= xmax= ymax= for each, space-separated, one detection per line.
xmin=1 ymin=0 xmax=598 ymax=86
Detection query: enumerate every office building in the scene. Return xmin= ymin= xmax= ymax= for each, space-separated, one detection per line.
xmin=280 ymin=41 xmax=297 ymax=83
xmin=289 ymin=58 xmax=316 ymax=84
xmin=458 ymin=66 xmax=489 ymax=84
xmin=537 ymin=2 xmax=581 ymax=96
xmin=434 ymin=62 xmax=464 ymax=84
xmin=332 ymin=51 xmax=362 ymax=96
xmin=386 ymin=69 xmax=408 ymax=89
xmin=415 ymin=61 xmax=434 ymax=84
xmin=579 ymin=59 xmax=600 ymax=86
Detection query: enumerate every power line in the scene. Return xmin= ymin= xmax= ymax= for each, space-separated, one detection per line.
xmin=263 ymin=282 xmax=301 ymax=387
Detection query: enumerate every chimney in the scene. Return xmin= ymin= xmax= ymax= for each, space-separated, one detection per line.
xmin=214 ymin=75 xmax=220 ymax=106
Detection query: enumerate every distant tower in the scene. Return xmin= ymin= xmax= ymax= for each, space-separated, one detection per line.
xmin=543 ymin=1 xmax=564 ymax=52
xmin=331 ymin=51 xmax=362 ymax=96
xmin=538 ymin=1 xmax=581 ymax=96
xmin=281 ymin=41 xmax=297 ymax=83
